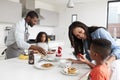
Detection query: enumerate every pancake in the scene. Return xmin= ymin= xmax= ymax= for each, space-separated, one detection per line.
xmin=41 ymin=63 xmax=53 ymax=68
xmin=67 ymin=67 xmax=77 ymax=74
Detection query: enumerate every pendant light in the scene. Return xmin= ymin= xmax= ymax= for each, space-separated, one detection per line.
xmin=67 ymin=0 xmax=74 ymax=8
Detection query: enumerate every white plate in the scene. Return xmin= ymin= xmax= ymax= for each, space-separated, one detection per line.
xmin=60 ymin=68 xmax=79 ymax=76
xmin=47 ymin=57 xmax=58 ymax=62
xmin=34 ymin=62 xmax=54 ymax=70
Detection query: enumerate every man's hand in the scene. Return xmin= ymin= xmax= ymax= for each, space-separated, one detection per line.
xmin=29 ymin=45 xmax=46 ymax=55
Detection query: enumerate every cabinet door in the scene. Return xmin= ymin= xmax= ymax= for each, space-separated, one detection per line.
xmin=40 ymin=9 xmax=59 ymax=27
xmin=0 ymin=0 xmax=22 ymax=23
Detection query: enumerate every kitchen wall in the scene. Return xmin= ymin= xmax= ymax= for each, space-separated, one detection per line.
xmin=2 ymin=0 xmax=108 ymax=48
xmin=31 ymin=0 xmax=108 ymax=48
xmin=0 ymin=0 xmax=22 ymax=23
xmin=8 ymin=0 xmax=58 ymax=12
xmin=35 ymin=0 xmax=58 ymax=12
xmin=28 ymin=25 xmax=55 ymax=39
xmin=55 ymin=0 xmax=108 ymax=47
xmin=8 ymin=0 xmax=58 ymax=40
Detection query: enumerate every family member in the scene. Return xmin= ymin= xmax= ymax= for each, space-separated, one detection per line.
xmin=6 ymin=11 xmax=46 ymax=59
xmin=35 ymin=31 xmax=49 ymax=51
xmin=68 ymin=21 xmax=120 ymax=64
xmin=85 ymin=38 xmax=111 ymax=80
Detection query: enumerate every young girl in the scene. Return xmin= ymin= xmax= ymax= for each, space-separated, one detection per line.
xmin=35 ymin=32 xmax=49 ymax=52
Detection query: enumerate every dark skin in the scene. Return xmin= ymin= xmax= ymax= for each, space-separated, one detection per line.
xmin=25 ymin=16 xmax=46 ymax=55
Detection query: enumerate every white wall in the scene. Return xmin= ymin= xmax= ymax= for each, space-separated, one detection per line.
xmin=8 ymin=0 xmax=19 ymax=3
xmin=35 ymin=0 xmax=58 ymax=12
xmin=55 ymin=1 xmax=108 ymax=48
xmin=0 ymin=0 xmax=22 ymax=23
xmin=8 ymin=0 xmax=58 ymax=12
xmin=28 ymin=25 xmax=55 ymax=39
xmin=5 ymin=0 xmax=108 ymax=48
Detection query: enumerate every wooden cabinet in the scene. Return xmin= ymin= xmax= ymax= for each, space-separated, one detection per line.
xmin=36 ymin=9 xmax=59 ymax=27
xmin=0 ymin=0 xmax=22 ymax=23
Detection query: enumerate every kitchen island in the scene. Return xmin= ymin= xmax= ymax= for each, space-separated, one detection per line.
xmin=0 ymin=48 xmax=90 ymax=80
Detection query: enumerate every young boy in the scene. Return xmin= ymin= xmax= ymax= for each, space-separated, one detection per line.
xmin=78 ymin=38 xmax=111 ymax=80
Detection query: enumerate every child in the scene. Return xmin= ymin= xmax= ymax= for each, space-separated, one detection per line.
xmin=35 ymin=32 xmax=49 ymax=51
xmin=78 ymin=38 xmax=111 ymax=80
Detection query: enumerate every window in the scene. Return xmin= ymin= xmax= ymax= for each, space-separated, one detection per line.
xmin=72 ymin=14 xmax=77 ymax=23
xmin=107 ymin=1 xmax=120 ymax=39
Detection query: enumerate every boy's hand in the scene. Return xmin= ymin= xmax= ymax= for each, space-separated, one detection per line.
xmin=77 ymin=54 xmax=87 ymax=63
xmin=77 ymin=54 xmax=84 ymax=59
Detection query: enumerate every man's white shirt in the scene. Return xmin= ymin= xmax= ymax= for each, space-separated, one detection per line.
xmin=6 ymin=19 xmax=31 ymax=49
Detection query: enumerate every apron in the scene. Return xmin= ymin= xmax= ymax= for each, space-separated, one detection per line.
xmin=6 ymin=23 xmax=30 ymax=59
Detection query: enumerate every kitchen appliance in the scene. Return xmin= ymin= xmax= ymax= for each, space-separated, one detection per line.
xmin=48 ymin=35 xmax=55 ymax=41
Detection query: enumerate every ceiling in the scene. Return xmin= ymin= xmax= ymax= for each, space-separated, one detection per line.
xmin=36 ymin=0 xmax=108 ymax=6
xmin=9 ymin=0 xmax=108 ymax=7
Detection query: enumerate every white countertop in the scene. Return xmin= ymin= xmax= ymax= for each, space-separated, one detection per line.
xmin=0 ymin=48 xmax=90 ymax=80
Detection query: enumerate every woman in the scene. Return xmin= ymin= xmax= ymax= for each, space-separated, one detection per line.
xmin=36 ymin=32 xmax=49 ymax=51
xmin=68 ymin=21 xmax=120 ymax=64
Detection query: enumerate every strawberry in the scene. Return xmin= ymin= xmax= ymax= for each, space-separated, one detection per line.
xmin=77 ymin=53 xmax=84 ymax=59
xmin=58 ymin=49 xmax=61 ymax=53
xmin=58 ymin=46 xmax=62 ymax=50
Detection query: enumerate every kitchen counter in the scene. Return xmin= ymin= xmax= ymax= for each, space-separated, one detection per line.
xmin=0 ymin=48 xmax=90 ymax=80
xmin=0 ymin=47 xmax=120 ymax=80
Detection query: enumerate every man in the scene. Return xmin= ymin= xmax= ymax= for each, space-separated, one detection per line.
xmin=6 ymin=11 xmax=46 ymax=59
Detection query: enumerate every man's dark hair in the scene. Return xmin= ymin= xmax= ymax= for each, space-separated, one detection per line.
xmin=26 ymin=11 xmax=38 ymax=18
xmin=91 ymin=38 xmax=111 ymax=60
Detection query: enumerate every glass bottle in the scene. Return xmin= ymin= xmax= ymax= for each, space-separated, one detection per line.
xmin=56 ymin=46 xmax=62 ymax=57
xmin=28 ymin=50 xmax=34 ymax=64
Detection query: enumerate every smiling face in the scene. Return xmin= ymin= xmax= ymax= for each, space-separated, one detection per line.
xmin=40 ymin=34 xmax=47 ymax=42
xmin=72 ymin=27 xmax=87 ymax=40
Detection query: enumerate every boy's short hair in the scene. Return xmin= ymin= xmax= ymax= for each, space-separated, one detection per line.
xmin=91 ymin=38 xmax=111 ymax=60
